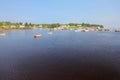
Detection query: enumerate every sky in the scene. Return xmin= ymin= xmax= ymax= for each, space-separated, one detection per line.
xmin=0 ymin=0 xmax=120 ymax=28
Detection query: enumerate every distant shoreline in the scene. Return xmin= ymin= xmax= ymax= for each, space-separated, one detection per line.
xmin=0 ymin=21 xmax=120 ymax=33
xmin=0 ymin=21 xmax=104 ymax=32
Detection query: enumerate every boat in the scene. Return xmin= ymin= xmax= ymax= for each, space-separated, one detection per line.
xmin=48 ymin=32 xmax=53 ymax=35
xmin=34 ymin=34 xmax=41 ymax=38
xmin=0 ymin=33 xmax=6 ymax=36
xmin=115 ymin=29 xmax=120 ymax=32
xmin=74 ymin=30 xmax=81 ymax=32
xmin=104 ymin=28 xmax=110 ymax=31
xmin=81 ymin=29 xmax=89 ymax=32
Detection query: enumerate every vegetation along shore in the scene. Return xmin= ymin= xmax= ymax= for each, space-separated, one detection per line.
xmin=0 ymin=21 xmax=120 ymax=32
xmin=0 ymin=21 xmax=105 ymax=31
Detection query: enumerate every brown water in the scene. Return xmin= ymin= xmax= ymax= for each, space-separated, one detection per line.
xmin=0 ymin=30 xmax=120 ymax=80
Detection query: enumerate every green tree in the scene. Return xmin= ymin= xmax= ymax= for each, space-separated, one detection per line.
xmin=19 ymin=22 xmax=23 ymax=25
xmin=14 ymin=23 xmax=20 ymax=28
xmin=3 ymin=22 xmax=11 ymax=29
xmin=48 ymin=23 xmax=60 ymax=28
xmin=0 ymin=22 xmax=3 ymax=28
xmin=25 ymin=22 xmax=30 ymax=29
xmin=25 ymin=22 xmax=28 ymax=26
xmin=68 ymin=23 xmax=78 ymax=26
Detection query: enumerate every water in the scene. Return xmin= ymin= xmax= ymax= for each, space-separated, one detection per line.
xmin=0 ymin=30 xmax=120 ymax=80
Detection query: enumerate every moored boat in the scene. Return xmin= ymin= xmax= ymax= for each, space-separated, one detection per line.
xmin=34 ymin=34 xmax=41 ymax=38
xmin=104 ymin=28 xmax=110 ymax=31
xmin=81 ymin=29 xmax=89 ymax=32
xmin=0 ymin=33 xmax=6 ymax=36
xmin=115 ymin=29 xmax=120 ymax=32
xmin=48 ymin=32 xmax=53 ymax=35
xmin=74 ymin=30 xmax=81 ymax=32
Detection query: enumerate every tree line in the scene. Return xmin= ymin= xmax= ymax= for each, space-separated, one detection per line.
xmin=0 ymin=22 xmax=39 ymax=29
xmin=0 ymin=21 xmax=104 ymax=30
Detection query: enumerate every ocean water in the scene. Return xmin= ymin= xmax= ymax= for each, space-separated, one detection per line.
xmin=0 ymin=30 xmax=120 ymax=80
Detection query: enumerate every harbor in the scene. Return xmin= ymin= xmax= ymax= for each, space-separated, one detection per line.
xmin=0 ymin=30 xmax=120 ymax=80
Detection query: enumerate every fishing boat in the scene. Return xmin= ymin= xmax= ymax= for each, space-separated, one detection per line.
xmin=34 ymin=34 xmax=41 ymax=38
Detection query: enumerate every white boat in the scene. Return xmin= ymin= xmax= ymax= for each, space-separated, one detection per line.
xmin=48 ymin=32 xmax=53 ymax=35
xmin=74 ymin=30 xmax=81 ymax=32
xmin=81 ymin=29 xmax=89 ymax=32
xmin=0 ymin=33 xmax=6 ymax=36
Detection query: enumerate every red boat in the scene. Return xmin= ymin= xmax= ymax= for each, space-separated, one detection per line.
xmin=34 ymin=34 xmax=41 ymax=38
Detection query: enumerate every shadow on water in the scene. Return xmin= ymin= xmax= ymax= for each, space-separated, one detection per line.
xmin=0 ymin=30 xmax=120 ymax=80
xmin=3 ymin=48 xmax=119 ymax=80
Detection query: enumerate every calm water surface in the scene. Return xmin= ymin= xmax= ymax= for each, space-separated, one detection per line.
xmin=0 ymin=30 xmax=120 ymax=80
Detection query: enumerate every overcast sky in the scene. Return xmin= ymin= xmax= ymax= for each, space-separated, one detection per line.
xmin=0 ymin=0 xmax=120 ymax=28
